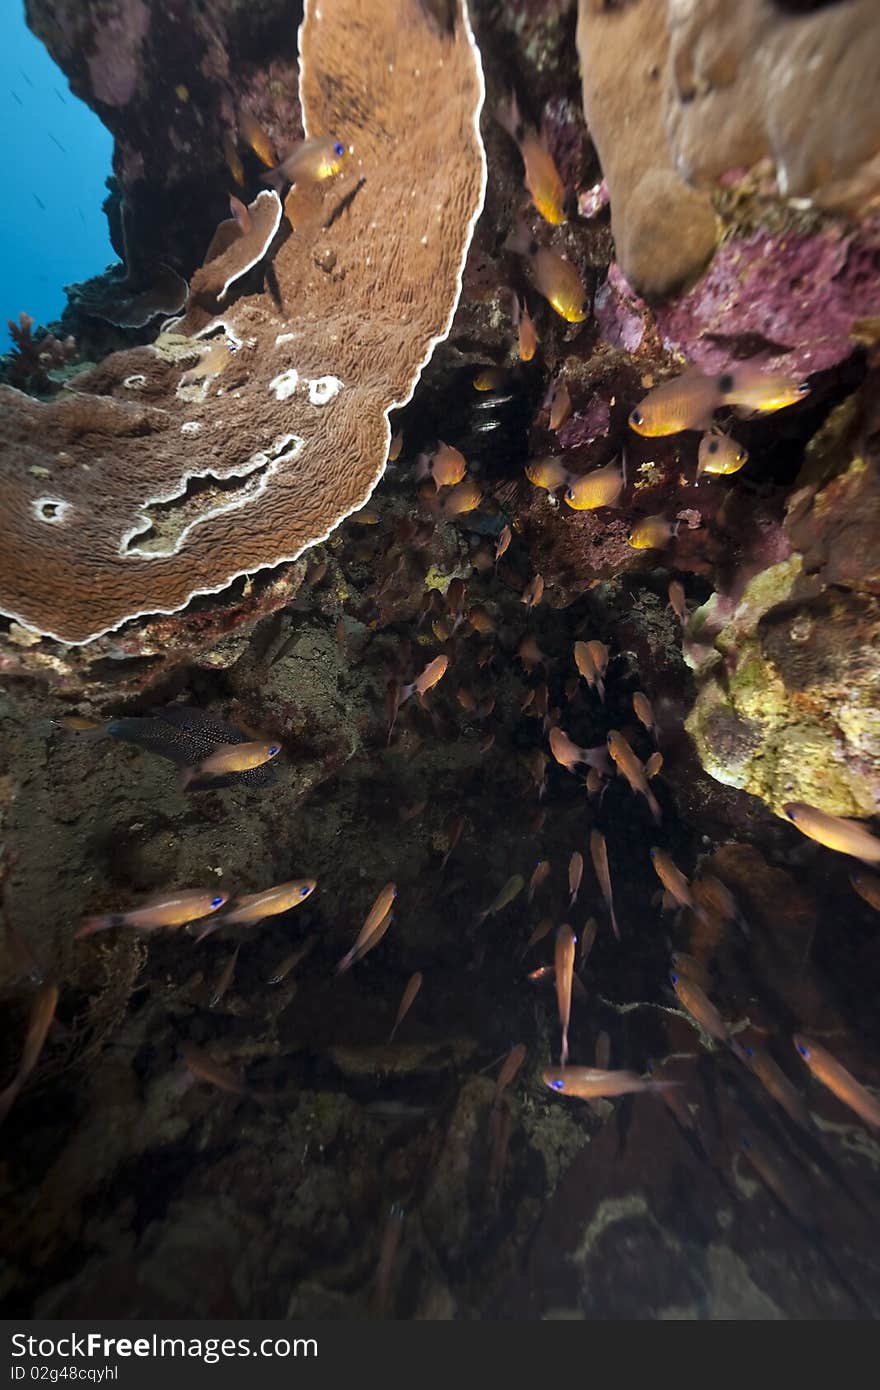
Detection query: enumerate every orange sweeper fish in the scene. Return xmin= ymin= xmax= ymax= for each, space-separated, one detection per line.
xmin=492 ymin=1043 xmax=527 ymax=1110
xmin=590 ymin=829 xmax=619 ymax=940
xmin=265 ymin=136 xmax=347 ymax=189
xmin=180 ymin=1042 xmax=249 ymax=1097
xmin=388 ymin=972 xmax=423 ymax=1044
xmin=550 ymin=728 xmax=609 ymax=776
xmin=850 ymin=868 xmax=880 ymax=910
xmin=670 ymin=970 xmax=748 ymax=1064
xmin=564 ymin=460 xmax=623 ymax=511
xmin=337 ymin=884 xmax=398 ymax=974
xmin=782 ymin=803 xmax=880 ymax=864
xmin=632 ymin=691 xmax=656 ymax=739
xmin=628 ymin=369 xmax=723 ymax=437
xmin=574 ymin=641 xmax=605 ymax=702
xmin=697 ymin=431 xmax=748 ymax=480
xmin=526 ymin=455 xmax=568 ymax=492
xmin=181 ymin=739 xmax=281 ymax=789
xmin=417 ymin=441 xmax=467 ymax=489
xmin=496 ymin=93 xmax=566 ymax=225
xmin=528 ymin=859 xmax=551 ymax=904
xmin=793 ymin=1034 xmax=880 ymax=1130
xmin=543 ymin=1067 xmax=679 ymax=1101
xmin=475 ymin=874 xmax=525 ymax=926
xmin=440 ymin=477 xmax=482 ymax=518
xmin=668 ymin=579 xmax=687 ymax=626
xmin=548 ymin=379 xmax=572 ymax=431
xmin=607 ymin=730 xmax=661 ymax=822
xmin=194 ymin=878 xmax=316 ymax=941
xmin=400 ymin=655 xmax=449 ymax=705
xmin=78 ymin=888 xmax=229 ymax=938
xmin=555 ymin=924 xmax=577 ymax=1066
xmin=743 ymin=1043 xmax=812 ymax=1131
xmin=628 ymin=515 xmax=679 ymax=550
xmin=239 ymin=110 xmax=276 ymax=167
xmin=568 ymin=852 xmax=583 ymax=908
xmin=508 ymin=225 xmax=587 ymax=323
xmin=0 ymin=982 xmax=59 ymax=1127
xmin=650 ymin=848 xmax=694 ymax=911
xmin=717 ymin=363 xmax=808 ymax=415
xmin=513 ymin=294 xmax=538 ymax=361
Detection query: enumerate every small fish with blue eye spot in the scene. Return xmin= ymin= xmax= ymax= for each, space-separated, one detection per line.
xmin=180 ymin=739 xmax=282 ymax=791
xmin=793 ymin=1033 xmax=880 ymax=1131
xmin=264 ymin=136 xmax=349 ymax=190
xmin=742 ymin=1042 xmax=812 ymax=1131
xmin=193 ymin=878 xmax=318 ymax=941
xmin=543 ymin=1066 xmax=680 ymax=1101
xmin=76 ymin=888 xmax=230 ymax=938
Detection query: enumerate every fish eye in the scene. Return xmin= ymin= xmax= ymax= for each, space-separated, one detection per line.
xmin=669 ymin=971 xmax=678 ymax=985
xmin=718 ymin=372 xmax=734 ymax=393
xmin=551 ymin=1079 xmax=564 ymax=1091
xmin=211 ymin=895 xmax=225 ymax=908
xmin=744 ymin=1046 xmax=754 ymax=1058
xmin=269 ymin=745 xmax=280 ymax=756
xmin=565 ymin=487 xmax=575 ymax=500
xmin=797 ymin=1043 xmax=810 ymax=1058
xmin=741 ymin=1135 xmax=752 ymax=1150
xmin=334 ymin=141 xmax=345 ymax=157
xmin=630 ymin=409 xmax=642 ymax=426
xmin=708 ymin=438 xmax=719 ymax=454
xmin=299 ymin=885 xmax=311 ymax=897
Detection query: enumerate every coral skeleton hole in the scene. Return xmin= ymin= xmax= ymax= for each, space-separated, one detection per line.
xmin=123 ymin=436 xmax=304 ymax=557
xmin=32 ymin=497 xmax=70 ymax=524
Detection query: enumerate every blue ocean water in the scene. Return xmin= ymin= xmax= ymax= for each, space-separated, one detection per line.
xmin=0 ymin=3 xmax=115 ymax=350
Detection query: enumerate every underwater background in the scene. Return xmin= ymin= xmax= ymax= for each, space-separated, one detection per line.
xmin=0 ymin=5 xmax=113 ymax=350
xmin=1 ymin=0 xmax=879 ymax=1321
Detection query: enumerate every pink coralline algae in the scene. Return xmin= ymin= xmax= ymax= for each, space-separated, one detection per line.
xmin=556 ymin=395 xmax=611 ymax=450
xmin=88 ymin=0 xmax=151 ymax=108
xmin=654 ymin=222 xmax=880 ymax=379
xmin=594 ymin=263 xmax=647 ymax=355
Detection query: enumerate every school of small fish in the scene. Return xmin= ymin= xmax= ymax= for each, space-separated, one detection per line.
xmin=3 ymin=75 xmax=879 ymax=1322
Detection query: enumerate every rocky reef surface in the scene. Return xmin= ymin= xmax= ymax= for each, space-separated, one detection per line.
xmin=1 ymin=0 xmax=879 ymax=1320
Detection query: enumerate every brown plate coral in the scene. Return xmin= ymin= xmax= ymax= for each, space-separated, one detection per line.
xmin=0 ymin=0 xmax=486 ymax=644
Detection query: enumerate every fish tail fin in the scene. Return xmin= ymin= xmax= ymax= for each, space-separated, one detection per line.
xmin=0 ymin=1079 xmax=21 ymax=1127
xmin=610 ymin=907 xmax=620 ymax=941
xmin=495 ymin=92 xmax=522 ymax=143
xmin=649 ymin=1080 xmax=682 ymax=1092
xmin=560 ymin=1032 xmax=568 ymax=1068
xmin=76 ymin=913 xmax=121 ymax=939
xmin=387 ymin=1025 xmax=398 ymax=1045
xmin=413 ymin=453 xmax=431 ymax=481
xmin=728 ymin=1037 xmax=750 ymax=1066
xmin=261 ymin=168 xmax=285 ymax=194
xmin=504 ymin=221 xmax=535 ymax=258
xmin=647 ymin=788 xmax=662 ymax=824
xmin=194 ymin=921 xmax=222 ymax=944
xmin=178 ymin=767 xmax=195 ymax=792
xmin=398 ymin=682 xmax=415 ymax=705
